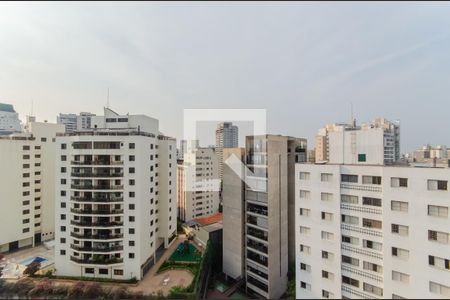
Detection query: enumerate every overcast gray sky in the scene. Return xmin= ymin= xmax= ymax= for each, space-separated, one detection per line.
xmin=1 ymin=2 xmax=450 ymax=151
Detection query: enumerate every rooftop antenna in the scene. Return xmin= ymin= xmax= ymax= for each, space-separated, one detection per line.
xmin=350 ymin=102 xmax=356 ymax=127
xmin=107 ymin=88 xmax=110 ymax=108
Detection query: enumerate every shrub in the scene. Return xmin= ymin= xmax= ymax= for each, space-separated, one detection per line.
xmin=68 ymin=281 xmax=85 ymax=298
xmin=82 ymin=281 xmax=103 ymax=299
xmin=13 ymin=277 xmax=34 ymax=296
xmin=27 ymin=278 xmax=54 ymax=297
xmin=52 ymin=284 xmax=70 ymax=297
xmin=107 ymin=286 xmax=128 ymax=299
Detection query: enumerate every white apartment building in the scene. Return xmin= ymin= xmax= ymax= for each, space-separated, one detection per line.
xmin=0 ymin=103 xmax=21 ymax=135
xmin=54 ymin=108 xmax=177 ymax=280
xmin=0 ymin=120 xmax=65 ymax=252
xmin=77 ymin=112 xmax=96 ymax=131
xmin=295 ymin=163 xmax=450 ymax=299
xmin=177 ymin=145 xmax=220 ymax=222
xmin=315 ymin=118 xmax=400 ymax=165
xmin=215 ymin=122 xmax=238 ymax=180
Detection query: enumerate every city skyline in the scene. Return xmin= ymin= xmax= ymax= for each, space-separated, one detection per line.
xmin=2 ymin=3 xmax=450 ymax=151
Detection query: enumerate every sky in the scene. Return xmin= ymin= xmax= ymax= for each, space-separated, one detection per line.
xmin=1 ymin=2 xmax=450 ymax=151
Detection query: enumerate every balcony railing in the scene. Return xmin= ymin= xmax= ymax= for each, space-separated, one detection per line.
xmin=70 ymin=244 xmax=124 ymax=252
xmin=247 ymin=226 xmax=268 ymax=241
xmin=71 ymin=196 xmax=123 ymax=203
xmin=70 ymin=256 xmax=123 ymax=265
xmin=71 ymin=184 xmax=124 ymax=190
xmin=71 ymin=172 xmax=124 ymax=178
xmin=71 ymin=160 xmax=124 ymax=166
xmin=70 ymin=220 xmax=123 ymax=227
xmin=70 ymin=208 xmax=124 ymax=215
xmin=70 ymin=232 xmax=123 ymax=240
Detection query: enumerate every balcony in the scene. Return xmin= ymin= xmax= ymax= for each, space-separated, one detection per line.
xmin=71 ymin=184 xmax=124 ymax=190
xmin=71 ymin=232 xmax=123 ymax=240
xmin=70 ymin=244 xmax=123 ymax=252
xmin=70 ymin=208 xmax=124 ymax=215
xmin=70 ymin=220 xmax=123 ymax=227
xmin=71 ymin=160 xmax=123 ymax=166
xmin=247 ymin=238 xmax=268 ymax=254
xmin=247 ymin=226 xmax=268 ymax=241
xmin=71 ymin=196 xmax=123 ymax=203
xmin=247 ymin=203 xmax=268 ymax=217
xmin=70 ymin=256 xmax=123 ymax=265
xmin=71 ymin=171 xmax=124 ymax=178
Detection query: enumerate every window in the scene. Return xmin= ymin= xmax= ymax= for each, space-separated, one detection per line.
xmin=300 ymin=281 xmax=311 ymax=291
xmin=428 ymin=230 xmax=449 ymax=244
xmin=61 ymin=167 xmax=66 ymax=173
xmin=129 ymin=155 xmax=135 ymax=161
xmin=322 ymin=290 xmax=333 ymax=299
xmin=23 ymin=228 xmax=30 ymax=233
xmin=60 ymin=238 xmax=66 ymax=244
xmin=129 ymin=192 xmax=135 ymax=198
xmin=299 ymin=208 xmax=310 ymax=216
xmin=341 ymin=194 xmax=358 ymax=204
xmin=60 ymin=214 xmax=66 ymax=220
xmin=428 ymin=205 xmax=448 ymax=218
xmin=23 ymin=209 xmax=30 ymax=215
xmin=23 ymin=154 xmax=30 ymax=160
xmin=129 ymin=167 xmax=135 ymax=174
xmin=391 ymin=177 xmax=408 ymax=187
xmin=342 ymin=255 xmax=359 ymax=266
xmin=61 ymin=179 xmax=66 ymax=185
xmin=321 ymin=212 xmax=333 ymax=221
xmin=129 ymin=241 xmax=135 ymax=247
xmin=429 ymin=281 xmax=450 ymax=297
xmin=363 ymin=218 xmax=382 ymax=229
xmin=114 ymin=269 xmax=124 ymax=276
xmin=321 ymin=173 xmax=332 ymax=182
xmin=129 ymin=179 xmax=135 ymax=186
xmin=299 ymin=226 xmax=311 ymax=235
xmin=60 ymin=250 xmax=66 ymax=255
xmin=363 ymin=283 xmax=383 ymax=296
xmin=342 ymin=235 xmax=359 ymax=245
xmin=392 ymin=271 xmax=410 ymax=283
xmin=299 ymin=190 xmax=310 ymax=199
xmin=428 ymin=180 xmax=448 ymax=191
xmin=362 ymin=176 xmax=381 ymax=185
xmin=321 ymin=231 xmax=334 ymax=240
xmin=321 ymin=192 xmax=333 ymax=201
xmin=22 ymin=200 xmax=30 ymax=206
xmin=129 ymin=253 xmax=135 ymax=259
xmin=391 ymin=224 xmax=408 ymax=236
xmin=342 ymin=275 xmax=359 ymax=288
xmin=60 ymin=191 xmax=66 ymax=196
xmin=98 ymin=269 xmax=108 ymax=275
xmin=392 ymin=294 xmax=406 ymax=299
xmin=300 ymin=263 xmax=311 ymax=272
xmin=299 ymin=244 xmax=311 ymax=254
xmin=23 ymin=164 xmax=30 ymax=169
xmin=85 ymin=268 xmax=94 ymax=274
xmin=358 ymin=154 xmax=366 ymax=162
xmin=41 ymin=137 xmax=47 ymax=142
xmin=391 ymin=201 xmax=408 ymax=212
xmin=429 ymin=255 xmax=450 ymax=271
xmin=363 ymin=261 xmax=383 ymax=273
xmin=363 ymin=239 xmax=382 ymax=251
xmin=322 ymin=270 xmax=334 ymax=280
xmin=129 ymin=204 xmax=135 ymax=210
xmin=23 ymin=219 xmax=30 ymax=224
xmin=23 ymin=145 xmax=30 ymax=150
xmin=341 ymin=174 xmax=358 ymax=183
xmin=362 ymin=197 xmax=382 ymax=207
xmin=61 ymin=143 xmax=66 ymax=149
xmin=129 ymin=216 xmax=135 ymax=222
xmin=299 ymin=172 xmax=310 ymax=180
xmin=342 ymin=214 xmax=359 ymax=225
xmin=129 ymin=143 xmax=135 ymax=149
xmin=61 ymin=226 xmax=66 ymax=232
xmin=322 ymin=251 xmax=333 ymax=260
xmin=61 ymin=155 xmax=66 ymax=161
xmin=129 ymin=228 xmax=135 ymax=234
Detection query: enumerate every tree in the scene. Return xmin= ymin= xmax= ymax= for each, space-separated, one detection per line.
xmin=23 ymin=262 xmax=41 ymax=276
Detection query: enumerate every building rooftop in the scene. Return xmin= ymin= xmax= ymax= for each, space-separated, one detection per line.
xmin=0 ymin=103 xmax=16 ymax=113
xmin=193 ymin=213 xmax=223 ymax=227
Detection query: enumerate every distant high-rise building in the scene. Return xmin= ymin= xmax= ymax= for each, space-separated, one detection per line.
xmin=178 ymin=139 xmax=188 ymax=160
xmin=57 ymin=112 xmax=96 ymax=133
xmin=177 ymin=143 xmax=220 ymax=221
xmin=54 ymin=107 xmax=177 ymax=280
xmin=414 ymin=144 xmax=448 ymax=162
xmin=0 ymin=103 xmax=21 ymax=135
xmin=0 ymin=119 xmax=65 ymax=252
xmin=215 ymin=122 xmax=238 ymax=180
xmin=315 ymin=118 xmax=400 ymax=165
xmin=222 ymin=134 xmax=307 ymax=299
